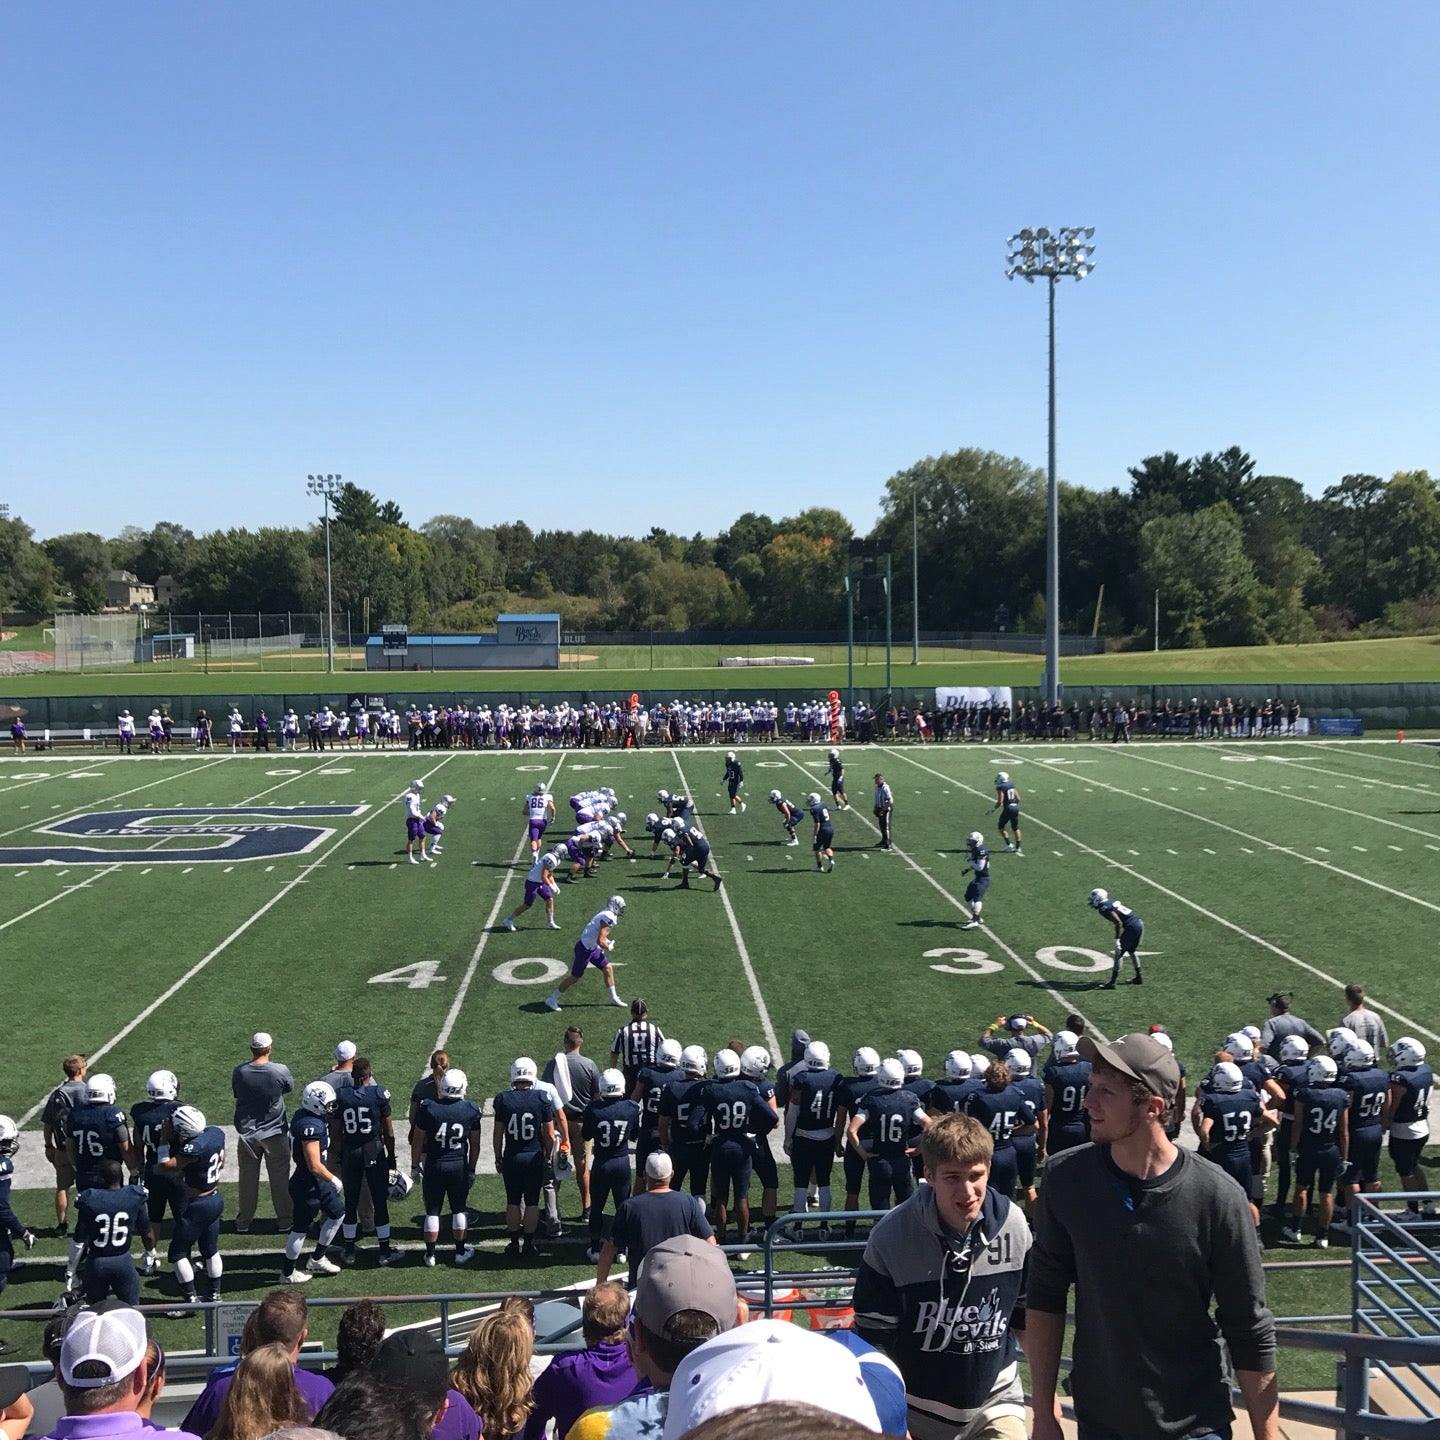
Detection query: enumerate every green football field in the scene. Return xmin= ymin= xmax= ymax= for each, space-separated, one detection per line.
xmin=1 ymin=736 xmax=1437 ymax=1378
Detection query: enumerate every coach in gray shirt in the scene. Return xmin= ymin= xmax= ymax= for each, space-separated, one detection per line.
xmin=232 ymin=1030 xmax=294 ymax=1232
xmin=544 ymin=1025 xmax=601 ymax=1218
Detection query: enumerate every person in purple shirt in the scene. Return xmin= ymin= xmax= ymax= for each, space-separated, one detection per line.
xmin=370 ymin=1329 xmax=482 ymax=1440
xmin=181 ymin=1290 xmax=333 ymax=1435
xmin=523 ymin=1283 xmax=640 ymax=1440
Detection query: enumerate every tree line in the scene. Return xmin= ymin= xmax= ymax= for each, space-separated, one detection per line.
xmin=1 ymin=448 xmax=1436 ymax=647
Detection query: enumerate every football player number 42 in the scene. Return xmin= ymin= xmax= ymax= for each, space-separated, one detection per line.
xmin=926 ymin=945 xmax=1114 ymax=976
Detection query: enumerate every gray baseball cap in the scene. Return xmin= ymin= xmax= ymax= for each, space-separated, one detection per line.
xmin=1078 ymin=1032 xmax=1181 ymax=1104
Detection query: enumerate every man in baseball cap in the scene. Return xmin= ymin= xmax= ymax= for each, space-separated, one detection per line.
xmin=1028 ymin=1034 xmax=1277 ymax=1440
xmin=54 ymin=1305 xmax=163 ymax=1429
xmin=570 ymin=1236 xmax=742 ymax=1440
xmin=980 ymin=1013 xmax=1053 ymax=1061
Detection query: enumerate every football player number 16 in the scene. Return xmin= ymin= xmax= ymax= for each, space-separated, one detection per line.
xmin=926 ymin=945 xmax=1113 ymax=976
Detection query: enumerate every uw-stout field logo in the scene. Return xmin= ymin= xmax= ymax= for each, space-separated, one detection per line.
xmin=0 ymin=806 xmax=368 ymax=866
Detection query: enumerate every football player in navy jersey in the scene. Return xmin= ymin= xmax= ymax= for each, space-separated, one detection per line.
xmin=492 ymin=1059 xmax=556 ymax=1259
xmin=768 ymin=790 xmax=804 ymax=846
xmin=897 ymin=1050 xmax=935 ymax=1183
xmin=1268 ymin=1035 xmax=1313 ymax=1219
xmin=1088 ymin=888 xmax=1144 ymax=987
xmin=630 ymin=1038 xmax=682 ymax=1189
xmin=724 ymin=751 xmax=746 ymax=813
xmin=582 ymin=1069 xmax=640 ymax=1263
xmin=960 ymin=833 xmax=990 ymax=929
xmin=658 ymin=1046 xmax=711 ymax=1200
xmin=73 ymin=1160 xmax=153 ymax=1305
xmin=1005 ymin=1050 xmax=1048 ymax=1218
xmin=827 ymin=748 xmax=849 ymax=809
xmin=693 ymin=1050 xmax=776 ymax=1244
xmin=807 ymin=794 xmax=836 ymax=873
xmin=657 ymin=789 xmax=695 ymax=824
xmin=414 ymin=1068 xmax=483 ymax=1264
xmin=848 ymin=1059 xmax=931 ymax=1211
xmin=927 ymin=1051 xmax=985 ymax=1117
xmin=282 ymin=1081 xmax=346 ymax=1284
xmin=156 ymin=1104 xmax=226 ymax=1305
xmin=336 ymin=1059 xmax=398 ymax=1267
xmin=131 ymin=1070 xmax=182 ymax=1242
xmin=963 ymin=1060 xmax=1037 ymax=1202
xmin=990 ymin=772 xmax=1023 ymax=854
xmin=1338 ymin=1037 xmax=1388 ymax=1226
xmin=0 ymin=1116 xmax=37 ymax=1353
xmin=1042 ymin=1032 xmax=1092 ymax=1155
xmin=785 ymin=1041 xmax=843 ymax=1223
xmin=1198 ymin=1063 xmax=1270 ymax=1227
xmin=1384 ymin=1038 xmax=1435 ymax=1220
xmin=835 ymin=1048 xmax=882 ymax=1235
xmin=67 ymin=1074 xmax=135 ymax=1193
xmin=740 ymin=1045 xmax=781 ymax=1240
xmin=1285 ymin=1056 xmax=1350 ymax=1247
xmin=664 ymin=827 xmax=723 ymax=891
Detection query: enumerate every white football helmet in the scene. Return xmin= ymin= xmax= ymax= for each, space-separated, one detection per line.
xmin=302 ymin=1081 xmax=338 ymax=1117
xmin=896 ymin=1049 xmax=922 ymax=1079
xmin=995 ymin=772 xmax=1009 ymax=786
xmin=0 ymin=1116 xmax=18 ymax=1157
xmin=1307 ymin=1055 xmax=1339 ymax=1085
xmin=661 ymin=828 xmax=677 ymax=846
xmin=829 ymin=748 xmax=839 ymax=759
xmin=1088 ymin=888 xmax=1109 ymax=908
xmin=740 ymin=1045 xmax=771 ymax=1080
xmin=409 ymin=779 xmax=423 ymax=792
xmin=607 ymin=895 xmax=626 ymax=916
xmin=441 ymin=1068 xmax=470 ymax=1097
xmin=966 ymin=832 xmax=983 ymax=848
xmin=943 ymin=1050 xmax=970 ymax=1082
xmin=602 ymin=788 xmax=617 ymax=801
xmin=971 ymin=1053 xmax=993 ymax=1078
xmin=645 ymin=812 xmax=661 ymax=829
xmin=1347 ymin=1037 xmax=1376 ymax=1071
xmin=1004 ymin=1048 xmax=1032 ymax=1078
xmin=508 ymin=1059 xmax=535 ymax=1086
xmin=85 ymin=1074 xmax=116 ymax=1106
xmin=806 ymin=793 xmax=822 ymax=807
xmin=1390 ymin=1038 xmax=1426 ymax=1070
xmin=769 ymin=789 xmax=782 ymax=803
xmin=441 ymin=794 xmax=455 ymax=807
xmin=876 ymin=1058 xmax=906 ymax=1091
xmin=534 ymin=782 xmax=546 ymax=795
xmin=805 ymin=1040 xmax=831 ymax=1071
xmin=1052 ymin=1030 xmax=1079 ymax=1061
xmin=599 ymin=1068 xmax=626 ymax=1099
xmin=1326 ymin=1028 xmax=1357 ymax=1061
xmin=657 ymin=789 xmax=670 ymax=804
xmin=713 ymin=1050 xmax=741 ymax=1081
xmin=1150 ymin=1032 xmax=1174 ymax=1053
xmin=726 ymin=751 xmax=736 ymax=761
xmin=658 ymin=1039 xmax=683 ymax=1069
xmin=388 ymin=1170 xmax=414 ymax=1201
xmin=1241 ymin=1025 xmax=1261 ymax=1042
xmin=1223 ymin=1032 xmax=1253 ymax=1060
xmin=853 ymin=1047 xmax=880 ymax=1078
xmin=171 ymin=1105 xmax=207 ymax=1140
xmin=1209 ymin=1062 xmax=1244 ymax=1094
xmin=613 ymin=813 xmax=626 ymax=827
xmin=1278 ymin=1035 xmax=1310 ymax=1064
xmin=681 ymin=1045 xmax=708 ymax=1077
xmin=146 ymin=1070 xmax=179 ymax=1102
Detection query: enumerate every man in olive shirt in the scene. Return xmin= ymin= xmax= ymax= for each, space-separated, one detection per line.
xmin=1028 ymin=1033 xmax=1278 ymax=1440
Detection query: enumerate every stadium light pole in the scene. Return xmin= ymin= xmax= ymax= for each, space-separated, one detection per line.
xmin=911 ymin=482 xmax=919 ymax=666
xmin=1006 ymin=226 xmax=1094 ymax=704
xmin=306 ymin=473 xmax=342 ymax=673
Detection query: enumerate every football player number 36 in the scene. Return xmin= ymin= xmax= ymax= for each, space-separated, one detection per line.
xmin=926 ymin=945 xmax=1113 ymax=977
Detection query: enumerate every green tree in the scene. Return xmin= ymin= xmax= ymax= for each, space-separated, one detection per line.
xmin=1138 ymin=504 xmax=1264 ymax=647
xmin=1314 ymin=473 xmax=1387 ymax=617
xmin=44 ymin=532 xmax=112 ymax=612
xmin=714 ymin=512 xmax=777 ymax=572
xmin=0 ymin=514 xmax=57 ymax=612
xmin=1373 ymin=470 xmax=1440 ymax=606
xmin=331 ymin=483 xmax=382 ymax=532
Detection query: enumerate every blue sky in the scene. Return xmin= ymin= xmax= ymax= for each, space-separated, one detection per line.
xmin=2 ymin=3 xmax=1435 ymax=545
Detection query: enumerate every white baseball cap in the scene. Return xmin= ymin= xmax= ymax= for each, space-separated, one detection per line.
xmin=335 ymin=1041 xmax=357 ymax=1063
xmin=662 ymin=1319 xmax=881 ymax=1439
xmin=60 ymin=1307 xmax=149 ymax=1387
xmin=250 ymin=1032 xmax=273 ymax=1052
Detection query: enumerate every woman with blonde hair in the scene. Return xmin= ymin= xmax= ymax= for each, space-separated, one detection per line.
xmin=450 ymin=1311 xmax=535 ymax=1440
xmin=206 ymin=1342 xmax=308 ymax=1440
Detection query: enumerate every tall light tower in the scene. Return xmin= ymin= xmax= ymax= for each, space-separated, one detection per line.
xmin=306 ymin=473 xmax=342 ymax=673
xmin=1006 ymin=226 xmax=1094 ymax=704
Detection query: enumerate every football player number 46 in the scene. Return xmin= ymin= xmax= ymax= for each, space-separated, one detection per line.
xmin=927 ymin=945 xmax=1113 ymax=976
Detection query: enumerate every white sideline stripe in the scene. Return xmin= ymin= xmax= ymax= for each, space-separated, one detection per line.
xmin=669 ymin=754 xmax=781 ymax=1060
xmin=16 ymin=758 xmax=459 ymax=1130
xmin=886 ymin=746 xmax=1440 ymax=1047
xmin=1118 ymin=750 xmax=1440 ymax=843
xmin=1001 ymin=750 xmax=1440 ymax=918
xmin=1197 ymin=741 xmax=1440 ymax=775
xmin=432 ymin=755 xmax=570 ymax=1052
xmin=1258 ymin=756 xmax=1431 ymax=793
xmin=781 ymin=749 xmax=1109 ymax=1041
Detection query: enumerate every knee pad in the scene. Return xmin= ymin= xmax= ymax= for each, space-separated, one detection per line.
xmin=452 ymin=1211 xmax=467 ymax=1231
xmin=424 ymin=1214 xmax=440 ymax=1234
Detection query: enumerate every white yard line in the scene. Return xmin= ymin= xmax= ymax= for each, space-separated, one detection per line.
xmin=775 ymin=750 xmax=1110 ymax=1041
xmin=886 ymin=746 xmax=1440 ymax=1046
xmin=431 ymin=755 xmax=570 ymax=1052
xmin=669 ymin=754 xmax=781 ymax=1059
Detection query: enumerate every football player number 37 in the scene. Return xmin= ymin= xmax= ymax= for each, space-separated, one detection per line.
xmin=926 ymin=945 xmax=1113 ymax=976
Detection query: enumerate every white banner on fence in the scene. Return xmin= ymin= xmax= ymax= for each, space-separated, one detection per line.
xmin=935 ymin=686 xmax=1014 ymax=708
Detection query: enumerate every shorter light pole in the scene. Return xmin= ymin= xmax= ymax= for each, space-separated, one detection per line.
xmin=306 ymin=474 xmax=342 ymax=673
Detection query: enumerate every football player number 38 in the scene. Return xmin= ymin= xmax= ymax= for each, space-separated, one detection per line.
xmin=926 ymin=945 xmax=1113 ymax=976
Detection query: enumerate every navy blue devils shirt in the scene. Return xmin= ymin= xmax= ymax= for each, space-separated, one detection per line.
xmin=76 ymin=1186 xmax=149 ymax=1257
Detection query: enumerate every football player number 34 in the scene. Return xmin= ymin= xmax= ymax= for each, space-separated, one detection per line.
xmin=927 ymin=945 xmax=1113 ymax=976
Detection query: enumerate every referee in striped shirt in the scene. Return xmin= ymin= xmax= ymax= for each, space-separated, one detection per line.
xmin=610 ymin=998 xmax=665 ymax=1089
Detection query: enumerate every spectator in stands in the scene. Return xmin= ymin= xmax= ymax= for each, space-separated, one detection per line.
xmin=315 ymin=1371 xmax=432 ymax=1440
xmin=569 ymin=1235 xmax=744 ymax=1440
xmin=134 ymin=1341 xmax=168 ymax=1430
xmin=0 ymin=1365 xmax=33 ymax=1440
xmin=233 ymin=1032 xmax=295 ymax=1233
xmin=1028 ymin=1033 xmax=1278 ymax=1440
xmin=595 ymin=1152 xmax=714 ymax=1283
xmin=449 ymin=1312 xmax=535 ymax=1440
xmin=523 ymin=1283 xmax=637 ymax=1440
xmin=21 ymin=1308 xmax=75 ymax=1439
xmin=184 ymin=1290 xmax=333 ymax=1434
xmin=675 ymin=1402 xmax=875 ymax=1440
xmin=544 ymin=1027 xmax=601 ymax=1219
xmin=1259 ymin=992 xmax=1324 ymax=1059
xmin=42 ymin=1054 xmax=88 ymax=1234
xmin=208 ymin=1343 xmax=308 ymax=1440
xmin=371 ymin=1331 xmax=481 ymax=1440
xmin=326 ymin=1300 xmax=386 ymax=1384
xmin=1339 ymin=983 xmax=1388 ymax=1053
xmin=50 ymin=1306 xmax=173 ymax=1440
